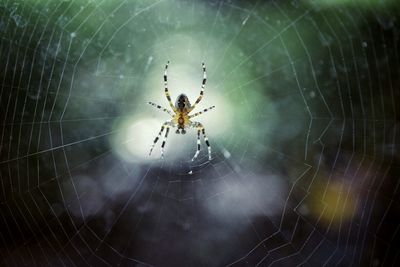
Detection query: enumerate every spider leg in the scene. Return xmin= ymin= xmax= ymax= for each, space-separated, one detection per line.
xmin=189 ymin=105 xmax=215 ymax=119
xmin=148 ymin=102 xmax=174 ymax=116
xmin=189 ymin=63 xmax=206 ymax=112
xmin=191 ymin=128 xmax=201 ymax=161
xmin=160 ymin=125 xmax=171 ymax=158
xmin=202 ymin=128 xmax=212 ymax=161
xmin=163 ymin=61 xmax=176 ymax=112
xmin=191 ymin=122 xmax=212 ymax=161
xmin=149 ymin=123 xmax=166 ymax=156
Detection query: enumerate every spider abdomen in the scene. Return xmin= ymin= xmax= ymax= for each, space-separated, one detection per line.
xmin=175 ymin=94 xmax=191 ymax=110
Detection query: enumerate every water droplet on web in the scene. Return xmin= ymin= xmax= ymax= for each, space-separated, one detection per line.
xmin=242 ymin=15 xmax=249 ymax=25
xmin=362 ymin=41 xmax=368 ymax=48
xmin=223 ymin=150 xmax=231 ymax=159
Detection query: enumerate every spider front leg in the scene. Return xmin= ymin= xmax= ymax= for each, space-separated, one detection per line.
xmin=191 ymin=122 xmax=212 ymax=161
xmin=149 ymin=122 xmax=173 ymax=158
xmin=192 ymin=128 xmax=201 ymax=161
xmin=161 ymin=125 xmax=171 ymax=158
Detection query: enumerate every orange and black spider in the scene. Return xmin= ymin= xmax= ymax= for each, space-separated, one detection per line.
xmin=148 ymin=61 xmax=215 ymax=161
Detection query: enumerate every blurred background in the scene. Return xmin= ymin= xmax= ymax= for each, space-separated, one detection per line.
xmin=0 ymin=0 xmax=399 ymax=266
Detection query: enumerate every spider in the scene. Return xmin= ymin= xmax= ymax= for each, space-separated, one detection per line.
xmin=148 ymin=61 xmax=215 ymax=161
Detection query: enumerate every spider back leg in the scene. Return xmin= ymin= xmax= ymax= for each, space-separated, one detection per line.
xmin=189 ymin=105 xmax=215 ymax=119
xmin=189 ymin=63 xmax=207 ymax=112
xmin=163 ymin=61 xmax=176 ymax=112
xmin=148 ymin=102 xmax=174 ymax=116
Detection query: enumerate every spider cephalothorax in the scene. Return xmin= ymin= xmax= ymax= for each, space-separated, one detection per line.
xmin=148 ymin=61 xmax=215 ymax=160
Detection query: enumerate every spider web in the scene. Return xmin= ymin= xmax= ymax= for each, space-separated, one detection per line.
xmin=0 ymin=0 xmax=399 ymax=266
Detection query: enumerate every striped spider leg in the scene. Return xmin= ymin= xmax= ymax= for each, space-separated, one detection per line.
xmin=149 ymin=121 xmax=173 ymax=158
xmin=189 ymin=106 xmax=215 ymax=119
xmin=188 ymin=62 xmax=207 ymax=112
xmin=163 ymin=61 xmax=176 ymax=112
xmin=190 ymin=121 xmax=212 ymax=161
xmin=148 ymin=102 xmax=174 ymax=116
